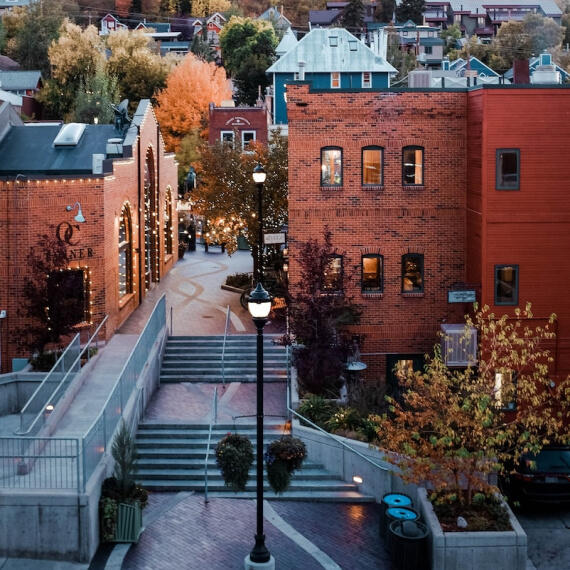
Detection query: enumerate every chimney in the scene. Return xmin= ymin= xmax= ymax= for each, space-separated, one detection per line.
xmin=513 ymin=60 xmax=530 ymax=84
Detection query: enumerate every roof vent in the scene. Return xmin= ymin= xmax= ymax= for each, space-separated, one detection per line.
xmin=54 ymin=123 xmax=86 ymax=146
xmin=106 ymin=138 xmax=124 ymax=157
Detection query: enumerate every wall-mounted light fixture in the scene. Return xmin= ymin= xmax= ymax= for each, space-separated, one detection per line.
xmin=67 ymin=202 xmax=85 ymax=223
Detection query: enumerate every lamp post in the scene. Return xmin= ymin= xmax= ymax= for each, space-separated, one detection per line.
xmin=245 ymin=165 xmax=275 ymax=570
xmin=252 ymin=164 xmax=266 ymax=285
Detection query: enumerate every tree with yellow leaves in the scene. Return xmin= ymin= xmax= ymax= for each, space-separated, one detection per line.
xmin=154 ymin=52 xmax=232 ymax=152
xmin=375 ymin=303 xmax=570 ymax=508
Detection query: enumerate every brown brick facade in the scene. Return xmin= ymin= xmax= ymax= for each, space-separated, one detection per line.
xmin=0 ymin=102 xmax=178 ymax=372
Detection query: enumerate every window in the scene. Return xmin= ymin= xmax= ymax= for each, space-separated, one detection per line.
xmin=425 ymin=46 xmax=433 ymax=55
xmin=331 ymin=72 xmax=341 ymax=88
xmin=221 ymin=131 xmax=234 ymax=145
xmin=323 ymin=255 xmax=343 ymax=292
xmin=362 ymin=254 xmax=383 ymax=292
xmin=119 ymin=205 xmax=133 ymax=298
xmin=496 ymin=149 xmax=519 ymax=190
xmin=349 ymin=40 xmax=358 ymax=51
xmin=242 ymin=131 xmax=256 ymax=149
xmin=362 ymin=146 xmax=383 ymax=185
xmin=495 ymin=265 xmax=518 ymax=305
xmin=321 ymin=147 xmax=343 ymax=186
xmin=47 ymin=269 xmax=87 ymax=326
xmin=402 ymin=146 xmax=424 ymax=185
xmin=402 ymin=254 xmax=423 ymax=292
xmin=494 ymin=371 xmax=517 ymax=410
xmin=329 ymin=36 xmax=339 ymax=47
xmin=362 ymin=72 xmax=372 ymax=88
xmin=164 ymin=189 xmax=173 ymax=256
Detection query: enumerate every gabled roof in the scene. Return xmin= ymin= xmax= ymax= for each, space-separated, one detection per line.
xmin=0 ymin=55 xmax=20 ymax=72
xmin=267 ymin=28 xmax=396 ymax=75
xmin=0 ymin=71 xmax=42 ymax=91
xmin=503 ymin=56 xmax=569 ymax=79
xmin=449 ymin=56 xmax=499 ymax=76
xmin=276 ymin=27 xmax=298 ymax=57
xmin=259 ymin=6 xmax=292 ymax=28
xmin=136 ymin=21 xmax=171 ymax=33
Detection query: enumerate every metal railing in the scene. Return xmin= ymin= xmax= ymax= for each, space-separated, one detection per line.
xmin=81 ymin=295 xmax=166 ymax=489
xmin=286 ymin=345 xmax=388 ymax=474
xmin=17 ymin=317 xmax=109 ymax=436
xmin=221 ymin=305 xmax=231 ymax=386
xmin=204 ymin=386 xmax=218 ymax=503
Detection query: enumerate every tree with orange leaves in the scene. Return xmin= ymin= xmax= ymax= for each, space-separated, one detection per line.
xmin=154 ymin=53 xmax=232 ymax=153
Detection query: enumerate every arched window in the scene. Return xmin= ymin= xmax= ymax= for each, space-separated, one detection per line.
xmin=362 ymin=147 xmax=383 ymax=186
xmin=402 ymin=146 xmax=424 ymax=185
xmin=321 ymin=147 xmax=343 ymax=186
xmin=164 ymin=188 xmax=173 ymax=256
xmin=119 ymin=204 xmax=133 ymax=298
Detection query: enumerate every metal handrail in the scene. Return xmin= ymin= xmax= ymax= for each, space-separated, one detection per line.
xmin=221 ymin=305 xmax=231 ymax=386
xmin=204 ymin=386 xmax=218 ymax=503
xmin=17 ymin=316 xmax=109 ymax=436
xmin=285 ymin=345 xmax=388 ymax=473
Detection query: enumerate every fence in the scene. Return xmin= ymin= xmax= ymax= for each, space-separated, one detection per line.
xmin=0 ymin=296 xmax=166 ymax=492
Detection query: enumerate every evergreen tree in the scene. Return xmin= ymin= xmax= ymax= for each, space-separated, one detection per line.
xmin=376 ymin=0 xmax=396 ymax=22
xmin=191 ymin=35 xmax=215 ymax=62
xmin=342 ymin=0 xmax=365 ymax=33
xmin=396 ymin=0 xmax=425 ymax=25
xmin=73 ymin=65 xmax=120 ymax=124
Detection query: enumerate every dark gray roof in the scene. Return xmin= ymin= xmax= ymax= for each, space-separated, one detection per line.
xmin=0 ymin=123 xmax=120 ymax=176
xmin=0 ymin=70 xmax=42 ymax=91
xmin=308 ymin=10 xmax=343 ymax=26
xmin=0 ymin=55 xmax=20 ymax=72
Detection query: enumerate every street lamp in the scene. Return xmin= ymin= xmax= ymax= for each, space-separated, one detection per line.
xmin=245 ymin=165 xmax=275 ymax=570
xmin=252 ymin=163 xmax=267 ymax=285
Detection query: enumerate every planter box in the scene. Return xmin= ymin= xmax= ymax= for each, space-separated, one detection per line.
xmin=416 ymin=488 xmax=527 ymax=570
xmin=101 ymin=500 xmax=143 ymax=544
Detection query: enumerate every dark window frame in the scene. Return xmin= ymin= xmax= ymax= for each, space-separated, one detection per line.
xmin=401 ymin=253 xmax=424 ymax=293
xmin=362 ymin=254 xmax=383 ymax=292
xmin=322 ymin=254 xmax=343 ymax=293
xmin=496 ymin=149 xmax=520 ymax=190
xmin=402 ymin=146 xmax=424 ymax=186
xmin=119 ymin=204 xmax=133 ymax=298
xmin=47 ymin=269 xmax=88 ymax=326
xmin=494 ymin=264 xmax=519 ymax=306
xmin=362 ymin=146 xmax=383 ymax=186
xmin=321 ymin=146 xmax=343 ymax=187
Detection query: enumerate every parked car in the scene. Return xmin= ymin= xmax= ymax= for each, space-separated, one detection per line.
xmin=501 ymin=446 xmax=570 ymax=504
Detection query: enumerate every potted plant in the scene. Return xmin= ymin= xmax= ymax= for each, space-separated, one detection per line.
xmin=215 ymin=433 xmax=254 ymax=492
xmin=100 ymin=419 xmax=148 ymax=543
xmin=264 ymin=436 xmax=307 ymax=494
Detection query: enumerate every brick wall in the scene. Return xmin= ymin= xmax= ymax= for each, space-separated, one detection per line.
xmin=286 ymin=84 xmax=468 ymax=380
xmin=0 ymin=103 xmax=178 ymax=372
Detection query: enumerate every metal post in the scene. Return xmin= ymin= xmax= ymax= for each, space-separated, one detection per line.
xmin=257 ymin=181 xmax=264 ymax=286
xmin=249 ymin=316 xmax=270 ymax=564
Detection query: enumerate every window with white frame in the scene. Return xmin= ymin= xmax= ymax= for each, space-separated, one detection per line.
xmin=331 ymin=72 xmax=341 ymax=88
xmin=242 ymin=131 xmax=256 ymax=149
xmin=221 ymin=131 xmax=234 ymax=145
xmin=362 ymin=72 xmax=372 ymax=88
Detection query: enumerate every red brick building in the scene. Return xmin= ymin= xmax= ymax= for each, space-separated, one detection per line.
xmin=0 ymin=100 xmax=178 ymax=372
xmin=208 ymin=100 xmax=271 ymax=148
xmin=286 ymin=83 xmax=570 ymax=383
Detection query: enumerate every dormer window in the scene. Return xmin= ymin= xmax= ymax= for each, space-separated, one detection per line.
xmin=349 ymin=40 xmax=358 ymax=51
xmin=329 ymin=36 xmax=339 ymax=47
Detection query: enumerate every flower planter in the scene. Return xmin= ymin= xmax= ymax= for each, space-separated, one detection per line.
xmin=416 ymin=488 xmax=527 ymax=570
xmin=100 ymin=499 xmax=143 ymax=544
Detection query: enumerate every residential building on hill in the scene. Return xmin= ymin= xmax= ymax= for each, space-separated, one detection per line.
xmin=285 ymin=82 xmax=570 ymax=386
xmin=0 ymin=99 xmax=178 ymax=372
xmin=267 ymin=28 xmax=396 ymax=128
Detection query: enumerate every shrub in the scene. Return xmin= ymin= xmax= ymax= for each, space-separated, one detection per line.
xmin=297 ymin=394 xmax=337 ymax=428
xmin=215 ymin=433 xmax=254 ymax=492
xmin=225 ymin=272 xmax=252 ymax=289
xmin=325 ymin=406 xmax=362 ymax=433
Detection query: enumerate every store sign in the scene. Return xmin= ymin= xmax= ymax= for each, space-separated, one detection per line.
xmin=264 ymin=233 xmax=286 ymax=244
xmin=448 ymin=290 xmax=476 ymax=303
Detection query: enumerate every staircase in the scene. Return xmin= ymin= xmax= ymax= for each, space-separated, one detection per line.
xmin=160 ymin=335 xmax=288 ymax=383
xmin=135 ymin=422 xmax=375 ymax=502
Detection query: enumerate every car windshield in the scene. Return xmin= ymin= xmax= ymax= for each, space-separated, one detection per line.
xmin=522 ymin=450 xmax=570 ymax=474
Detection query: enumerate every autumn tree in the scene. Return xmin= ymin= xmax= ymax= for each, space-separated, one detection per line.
xmin=375 ymin=304 xmax=570 ymax=508
xmin=154 ymin=52 xmax=232 ymax=152
xmin=73 ymin=63 xmax=120 ymax=124
xmin=288 ymin=229 xmax=361 ymax=396
xmin=41 ymin=22 xmax=106 ymax=119
xmin=194 ymin=129 xmax=288 ymax=259
xmin=219 ymin=17 xmax=277 ymax=104
xmin=106 ymin=29 xmax=176 ymax=110
xmin=191 ymin=0 xmax=231 ymax=17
